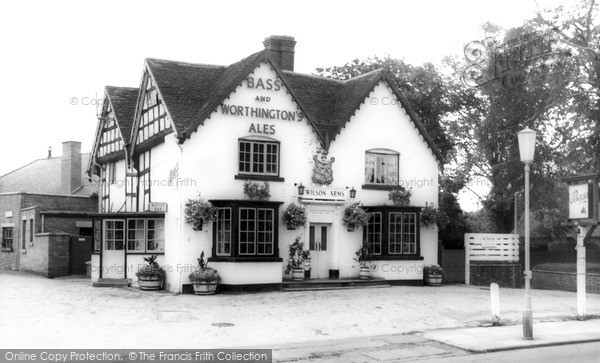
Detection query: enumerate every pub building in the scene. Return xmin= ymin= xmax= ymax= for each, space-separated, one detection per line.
xmin=88 ymin=35 xmax=443 ymax=292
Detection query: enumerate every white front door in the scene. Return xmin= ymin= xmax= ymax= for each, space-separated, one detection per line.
xmin=102 ymin=219 xmax=125 ymax=279
xmin=309 ymin=224 xmax=329 ymax=279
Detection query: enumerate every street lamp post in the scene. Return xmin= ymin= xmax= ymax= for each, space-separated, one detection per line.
xmin=518 ymin=126 xmax=536 ymax=340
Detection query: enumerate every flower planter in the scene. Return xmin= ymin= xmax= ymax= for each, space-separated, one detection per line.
xmin=291 ymin=268 xmax=305 ymax=281
xmin=347 ymin=226 xmax=356 ymax=232
xmin=286 ymin=225 xmax=297 ymax=230
xmin=359 ymin=266 xmax=370 ymax=279
xmin=193 ymin=282 xmax=218 ymax=295
xmin=138 ymin=276 xmax=162 ymax=291
xmin=424 ymin=274 xmax=443 ymax=286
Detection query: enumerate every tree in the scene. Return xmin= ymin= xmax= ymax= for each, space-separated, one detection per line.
xmin=448 ymin=0 xmax=600 ymax=238
xmin=315 ymin=57 xmax=457 ymax=161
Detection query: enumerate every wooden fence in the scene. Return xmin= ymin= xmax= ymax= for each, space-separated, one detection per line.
xmin=465 ymin=233 xmax=520 ymax=285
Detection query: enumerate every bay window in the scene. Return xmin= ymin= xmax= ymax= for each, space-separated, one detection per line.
xmin=363 ymin=206 xmax=421 ymax=259
xmin=211 ymin=200 xmax=281 ymax=261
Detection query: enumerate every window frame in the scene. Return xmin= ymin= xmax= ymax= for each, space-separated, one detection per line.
xmin=146 ymin=218 xmax=164 ymax=253
xmin=210 ymin=200 xmax=282 ymax=262
xmin=363 ymin=149 xmax=400 ymax=189
xmin=363 ymin=206 xmax=422 ymax=260
xmin=103 ymin=219 xmax=125 ymax=251
xmin=236 ymin=137 xmax=283 ymax=181
xmin=2 ymin=227 xmax=14 ymax=251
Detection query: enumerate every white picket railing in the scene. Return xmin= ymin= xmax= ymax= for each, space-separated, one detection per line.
xmin=465 ymin=233 xmax=520 ymax=284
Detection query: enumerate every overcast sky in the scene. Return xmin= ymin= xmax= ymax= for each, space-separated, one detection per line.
xmin=0 ymin=0 xmax=563 ymax=195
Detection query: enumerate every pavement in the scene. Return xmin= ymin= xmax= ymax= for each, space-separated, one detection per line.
xmin=266 ymin=318 xmax=600 ymax=362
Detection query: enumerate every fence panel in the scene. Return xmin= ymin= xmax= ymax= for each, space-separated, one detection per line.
xmin=465 ymin=233 xmax=520 ymax=284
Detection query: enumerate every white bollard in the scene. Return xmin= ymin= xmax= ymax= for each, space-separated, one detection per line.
xmin=490 ymin=282 xmax=500 ymax=325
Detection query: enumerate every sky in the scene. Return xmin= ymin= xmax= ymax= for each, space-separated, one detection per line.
xmin=0 ymin=0 xmax=566 ymax=210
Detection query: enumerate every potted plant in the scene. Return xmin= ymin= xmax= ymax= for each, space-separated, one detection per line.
xmin=388 ymin=186 xmax=412 ymax=206
xmin=282 ymin=202 xmax=307 ymax=230
xmin=189 ymin=251 xmax=220 ymax=295
xmin=420 ymin=203 xmax=449 ymax=229
xmin=423 ymin=264 xmax=443 ymax=286
xmin=135 ymin=255 xmax=166 ymax=291
xmin=285 ymin=236 xmax=311 ymax=281
xmin=243 ymin=180 xmax=270 ymax=200
xmin=355 ymin=241 xmax=373 ymax=279
xmin=184 ymin=195 xmax=217 ymax=231
xmin=342 ymin=202 xmax=370 ymax=231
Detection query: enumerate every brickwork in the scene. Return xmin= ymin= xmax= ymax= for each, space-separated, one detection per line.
xmin=0 ymin=192 xmax=96 ymax=273
xmin=532 ymin=269 xmax=600 ymax=294
xmin=20 ymin=233 xmax=70 ymax=277
xmin=469 ymin=261 xmax=523 ymax=288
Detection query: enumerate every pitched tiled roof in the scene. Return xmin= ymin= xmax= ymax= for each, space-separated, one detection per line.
xmin=135 ymin=50 xmax=444 ymax=163
xmin=105 ymin=86 xmax=138 ymax=143
xmin=0 ymin=154 xmax=97 ymax=196
xmin=145 ymin=51 xmax=269 ymax=141
xmin=145 ymin=58 xmax=226 ymax=137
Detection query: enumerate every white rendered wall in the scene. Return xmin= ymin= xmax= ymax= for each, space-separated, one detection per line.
xmin=143 ymin=65 xmax=440 ymax=290
xmin=328 ymin=81 xmax=440 ymax=275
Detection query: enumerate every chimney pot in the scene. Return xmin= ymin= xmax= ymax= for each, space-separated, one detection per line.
xmin=263 ymin=35 xmax=296 ymax=71
xmin=47 ymin=146 xmax=52 ymax=159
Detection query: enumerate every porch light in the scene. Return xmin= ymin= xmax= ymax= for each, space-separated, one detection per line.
xmin=296 ymin=182 xmax=305 ymax=196
xmin=349 ymin=187 xmax=357 ymax=199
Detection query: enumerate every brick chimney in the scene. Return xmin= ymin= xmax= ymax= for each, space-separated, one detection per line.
xmin=61 ymin=141 xmax=82 ymax=194
xmin=263 ymin=35 xmax=296 ymax=71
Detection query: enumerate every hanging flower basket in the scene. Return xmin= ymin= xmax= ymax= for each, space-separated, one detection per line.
xmin=184 ymin=195 xmax=217 ymax=231
xmin=243 ymin=180 xmax=271 ymax=200
xmin=420 ymin=204 xmax=449 ymax=229
xmin=343 ymin=203 xmax=369 ymax=231
xmin=282 ymin=202 xmax=307 ymax=230
xmin=388 ymin=186 xmax=412 ymax=206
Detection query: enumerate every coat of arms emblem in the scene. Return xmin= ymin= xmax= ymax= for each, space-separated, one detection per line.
xmin=312 ymin=149 xmax=335 ymax=185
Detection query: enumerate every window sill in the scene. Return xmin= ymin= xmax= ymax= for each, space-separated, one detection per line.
xmin=235 ymin=175 xmax=285 ymax=182
xmin=361 ymin=184 xmax=398 ymax=191
xmin=369 ymin=255 xmax=424 ymax=261
xmin=126 ymin=252 xmax=165 ymax=255
xmin=208 ymin=257 xmax=283 ymax=263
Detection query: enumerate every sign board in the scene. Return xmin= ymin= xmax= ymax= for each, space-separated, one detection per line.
xmin=301 ymin=187 xmax=348 ymax=203
xmin=309 ymin=210 xmax=334 ymax=223
xmin=148 ymin=202 xmax=168 ymax=212
xmin=568 ymin=183 xmax=591 ymax=220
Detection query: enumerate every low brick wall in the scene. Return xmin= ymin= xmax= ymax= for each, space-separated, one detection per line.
xmin=20 ymin=233 xmax=70 ymax=278
xmin=532 ymin=269 xmax=600 ymax=294
xmin=469 ymin=261 xmax=522 ymax=288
